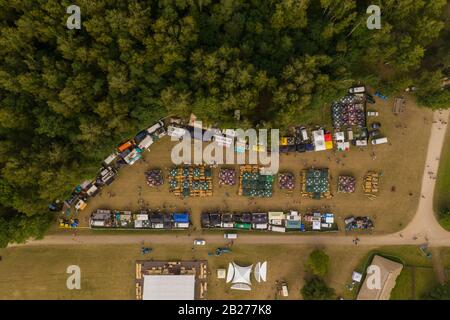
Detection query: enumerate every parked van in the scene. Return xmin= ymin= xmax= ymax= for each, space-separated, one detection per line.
xmin=281 ymin=282 xmax=289 ymax=297
xmin=348 ymin=86 xmax=366 ymax=94
xmin=355 ymin=139 xmax=367 ymax=147
xmin=347 ymin=129 xmax=354 ymax=141
xmin=138 ymin=135 xmax=154 ymax=150
xmin=300 ymin=127 xmax=308 ymax=141
xmin=224 ymin=233 xmax=238 ymax=239
xmin=147 ymin=120 xmax=166 ymax=137
xmin=371 ymin=137 xmax=388 ymax=145
xmin=103 ymin=152 xmax=118 ymax=165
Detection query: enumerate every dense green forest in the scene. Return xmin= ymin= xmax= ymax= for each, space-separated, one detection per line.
xmin=0 ymin=0 xmax=449 ymax=243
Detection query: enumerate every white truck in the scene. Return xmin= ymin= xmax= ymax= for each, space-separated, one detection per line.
xmin=147 ymin=120 xmax=166 ymax=137
xmin=348 ymin=86 xmax=366 ymax=94
xmin=300 ymin=127 xmax=309 ymax=141
xmin=281 ymin=282 xmax=289 ymax=297
xmin=371 ymin=137 xmax=388 ymax=145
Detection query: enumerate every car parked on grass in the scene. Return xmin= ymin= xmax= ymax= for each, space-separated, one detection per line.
xmin=369 ymin=129 xmax=381 ymax=138
xmin=193 ymin=239 xmax=206 ymax=245
xmin=371 ymin=122 xmax=382 ymax=129
xmin=374 ymin=91 xmax=388 ymax=100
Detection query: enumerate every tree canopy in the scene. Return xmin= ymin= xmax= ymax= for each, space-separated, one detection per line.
xmin=305 ymin=249 xmax=330 ymax=277
xmin=0 ymin=206 xmax=52 ymax=247
xmin=301 ymin=276 xmax=336 ymax=300
xmin=425 ymin=281 xmax=450 ymax=300
xmin=0 ymin=0 xmax=448 ymax=221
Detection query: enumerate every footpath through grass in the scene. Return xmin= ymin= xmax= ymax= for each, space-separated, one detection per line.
xmin=435 ymin=126 xmax=450 ymax=230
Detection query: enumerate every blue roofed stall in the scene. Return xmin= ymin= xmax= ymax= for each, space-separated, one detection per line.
xmin=172 ymin=212 xmax=190 ymax=223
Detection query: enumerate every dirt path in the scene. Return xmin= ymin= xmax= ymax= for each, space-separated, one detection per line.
xmin=8 ymin=109 xmax=450 ymax=248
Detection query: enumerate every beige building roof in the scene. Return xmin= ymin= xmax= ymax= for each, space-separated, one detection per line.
xmin=357 ymin=255 xmax=403 ymax=300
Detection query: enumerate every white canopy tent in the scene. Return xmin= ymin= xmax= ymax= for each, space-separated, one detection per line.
xmin=230 ymin=283 xmax=251 ymax=290
xmin=313 ymin=129 xmax=326 ymax=151
xmin=226 ymin=262 xmax=253 ymax=290
xmin=334 ymin=131 xmax=345 ymax=142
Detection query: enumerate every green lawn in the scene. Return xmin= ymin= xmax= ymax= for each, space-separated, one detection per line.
xmin=435 ymin=126 xmax=450 ymax=230
xmin=390 ymin=267 xmax=437 ymax=300
xmin=414 ymin=268 xmax=440 ymax=299
xmin=390 ymin=268 xmax=414 ymax=300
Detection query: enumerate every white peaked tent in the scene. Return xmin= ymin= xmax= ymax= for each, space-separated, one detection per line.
xmin=231 ymin=262 xmax=253 ymax=286
xmin=260 ymin=261 xmax=267 ymax=282
xmin=225 ymin=261 xmax=267 ymax=290
xmin=226 ymin=263 xmax=234 ymax=283
xmin=254 ymin=261 xmax=267 ymax=283
xmin=254 ymin=263 xmax=261 ymax=282
xmin=226 ymin=262 xmax=253 ymax=290
xmin=313 ymin=129 xmax=326 ymax=151
xmin=231 ymin=283 xmax=252 ymax=290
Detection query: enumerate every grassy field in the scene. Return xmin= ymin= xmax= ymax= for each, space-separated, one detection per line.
xmin=390 ymin=267 xmax=437 ymax=300
xmin=390 ymin=268 xmax=414 ymax=299
xmin=73 ymin=93 xmax=432 ymax=234
xmin=435 ymin=124 xmax=450 ymax=230
xmin=0 ymin=244 xmax=371 ymax=300
xmin=0 ymin=244 xmax=442 ymax=300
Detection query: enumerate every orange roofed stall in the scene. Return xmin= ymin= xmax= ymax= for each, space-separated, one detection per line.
xmin=118 ymin=140 xmax=134 ymax=152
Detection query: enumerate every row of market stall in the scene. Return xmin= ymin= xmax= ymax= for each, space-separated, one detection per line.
xmin=169 ymin=105 xmax=375 ymax=156
xmin=56 ymin=85 xmax=383 ymax=225
xmin=59 ymin=86 xmax=378 ymax=211
xmin=280 ymin=127 xmax=333 ymax=154
xmin=148 ymin=166 xmax=367 ymax=198
xmin=201 ymin=211 xmax=338 ymax=232
xmin=89 ymin=209 xmax=190 ymax=229
xmin=52 ymin=119 xmax=169 ymax=223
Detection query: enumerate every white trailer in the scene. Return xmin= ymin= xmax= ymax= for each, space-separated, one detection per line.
xmin=348 ymin=86 xmax=366 ymax=94
xmin=174 ymin=222 xmax=190 ymax=229
xmin=371 ymin=137 xmax=388 ymax=145
xmin=147 ymin=120 xmax=165 ymax=136
xmin=269 ymin=225 xmax=286 ymax=233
